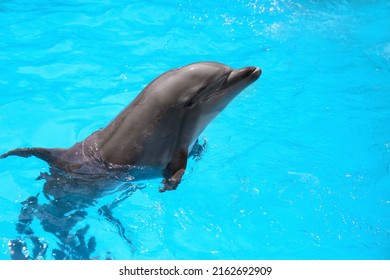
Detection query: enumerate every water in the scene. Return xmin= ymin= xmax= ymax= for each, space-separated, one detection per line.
xmin=0 ymin=0 xmax=389 ymax=260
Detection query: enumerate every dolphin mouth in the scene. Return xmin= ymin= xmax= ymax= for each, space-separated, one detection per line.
xmin=226 ymin=66 xmax=262 ymax=86
xmin=201 ymin=66 xmax=261 ymax=103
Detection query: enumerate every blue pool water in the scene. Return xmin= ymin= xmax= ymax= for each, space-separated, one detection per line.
xmin=0 ymin=0 xmax=389 ymax=260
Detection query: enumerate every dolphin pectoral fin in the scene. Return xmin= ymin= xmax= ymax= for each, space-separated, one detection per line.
xmin=160 ymin=148 xmax=188 ymax=193
xmin=160 ymin=169 xmax=185 ymax=192
xmin=189 ymin=138 xmax=207 ymax=161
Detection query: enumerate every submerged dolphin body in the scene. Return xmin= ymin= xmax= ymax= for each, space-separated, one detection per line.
xmin=1 ymin=62 xmax=261 ymax=192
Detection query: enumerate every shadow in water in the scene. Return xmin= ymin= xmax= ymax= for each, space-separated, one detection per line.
xmin=8 ymin=167 xmax=141 ymax=260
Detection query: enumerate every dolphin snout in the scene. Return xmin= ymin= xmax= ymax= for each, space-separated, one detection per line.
xmin=226 ymin=66 xmax=261 ymax=85
xmin=252 ymin=67 xmax=262 ymax=77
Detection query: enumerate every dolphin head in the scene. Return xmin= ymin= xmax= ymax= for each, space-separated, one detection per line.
xmin=181 ymin=62 xmax=261 ymax=109
xmin=150 ymin=62 xmax=262 ymax=145
xmin=147 ymin=62 xmax=261 ymax=111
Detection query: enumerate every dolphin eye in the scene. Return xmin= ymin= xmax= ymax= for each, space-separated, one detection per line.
xmin=197 ymin=86 xmax=207 ymax=94
xmin=185 ymin=86 xmax=207 ymax=108
xmin=185 ymin=100 xmax=195 ymax=108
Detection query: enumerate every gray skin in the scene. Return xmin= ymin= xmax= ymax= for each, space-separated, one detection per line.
xmin=1 ymin=62 xmax=261 ymax=192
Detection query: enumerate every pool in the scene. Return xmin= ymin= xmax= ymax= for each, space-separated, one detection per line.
xmin=0 ymin=0 xmax=389 ymax=260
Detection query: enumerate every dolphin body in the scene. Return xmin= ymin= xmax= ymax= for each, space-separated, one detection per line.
xmin=1 ymin=62 xmax=261 ymax=192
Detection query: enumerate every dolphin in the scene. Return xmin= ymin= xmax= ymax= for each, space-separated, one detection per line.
xmin=1 ymin=62 xmax=261 ymax=192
